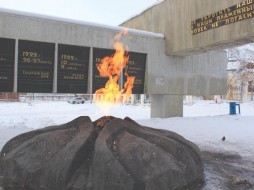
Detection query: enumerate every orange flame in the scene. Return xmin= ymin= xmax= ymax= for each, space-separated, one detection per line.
xmin=94 ymin=29 xmax=135 ymax=115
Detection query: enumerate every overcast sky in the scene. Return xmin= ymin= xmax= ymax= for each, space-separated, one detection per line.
xmin=0 ymin=0 xmax=158 ymax=26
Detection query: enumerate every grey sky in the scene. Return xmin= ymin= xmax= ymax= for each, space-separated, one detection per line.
xmin=0 ymin=0 xmax=158 ymax=26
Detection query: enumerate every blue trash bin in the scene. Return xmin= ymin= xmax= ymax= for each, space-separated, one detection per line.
xmin=230 ymin=102 xmax=236 ymax=115
xmin=229 ymin=102 xmax=240 ymax=115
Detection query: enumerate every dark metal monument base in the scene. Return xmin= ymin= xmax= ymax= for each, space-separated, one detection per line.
xmin=0 ymin=116 xmax=204 ymax=190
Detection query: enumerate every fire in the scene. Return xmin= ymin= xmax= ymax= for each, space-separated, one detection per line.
xmin=94 ymin=30 xmax=135 ymax=115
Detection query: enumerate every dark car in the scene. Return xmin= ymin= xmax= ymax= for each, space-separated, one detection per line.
xmin=68 ymin=97 xmax=85 ymax=104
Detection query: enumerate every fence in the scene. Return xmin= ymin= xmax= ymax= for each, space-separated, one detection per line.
xmin=17 ymin=93 xmax=151 ymax=105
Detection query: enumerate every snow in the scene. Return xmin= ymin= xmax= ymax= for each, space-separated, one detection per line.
xmin=121 ymin=0 xmax=165 ymax=25
xmin=0 ymin=7 xmax=164 ymax=38
xmin=1 ymin=100 xmax=253 ymax=157
xmin=0 ymin=99 xmax=254 ymax=189
xmin=227 ymin=61 xmax=240 ymax=71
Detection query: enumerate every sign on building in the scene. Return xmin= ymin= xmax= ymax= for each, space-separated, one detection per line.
xmin=0 ymin=38 xmax=15 ymax=92
xmin=57 ymin=44 xmax=90 ymax=93
xmin=92 ymin=48 xmax=115 ymax=93
xmin=18 ymin=40 xmax=55 ymax=93
xmin=123 ymin=52 xmax=146 ymax=94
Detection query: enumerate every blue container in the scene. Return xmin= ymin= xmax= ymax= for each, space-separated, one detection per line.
xmin=229 ymin=102 xmax=241 ymax=115
xmin=230 ymin=102 xmax=236 ymax=115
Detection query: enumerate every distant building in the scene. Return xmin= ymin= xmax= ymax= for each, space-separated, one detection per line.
xmin=227 ymin=59 xmax=254 ymax=101
xmin=0 ymin=93 xmax=19 ymax=101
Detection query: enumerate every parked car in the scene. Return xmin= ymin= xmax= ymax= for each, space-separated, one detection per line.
xmin=68 ymin=97 xmax=85 ymax=104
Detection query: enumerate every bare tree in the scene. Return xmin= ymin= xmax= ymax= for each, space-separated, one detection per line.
xmin=226 ymin=72 xmax=237 ymax=100
xmin=227 ymin=44 xmax=254 ymax=101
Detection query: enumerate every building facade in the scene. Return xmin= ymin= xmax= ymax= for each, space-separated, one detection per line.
xmin=0 ymin=0 xmax=238 ymax=118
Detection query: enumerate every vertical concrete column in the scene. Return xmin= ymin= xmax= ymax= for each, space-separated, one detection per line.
xmin=251 ymin=82 xmax=254 ymax=101
xmin=140 ymin=94 xmax=145 ymax=105
xmin=13 ymin=39 xmax=18 ymax=92
xmin=53 ymin=43 xmax=58 ymax=93
xmin=122 ymin=94 xmax=127 ymax=104
xmin=151 ymin=95 xmax=183 ymax=118
xmin=131 ymin=94 xmax=135 ymax=104
xmin=242 ymin=82 xmax=248 ymax=102
xmin=88 ymin=47 xmax=93 ymax=94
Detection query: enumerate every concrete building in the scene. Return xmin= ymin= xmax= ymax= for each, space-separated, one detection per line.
xmin=121 ymin=0 xmax=254 ymax=56
xmin=121 ymin=0 xmax=254 ymax=116
xmin=3 ymin=0 xmax=253 ymax=118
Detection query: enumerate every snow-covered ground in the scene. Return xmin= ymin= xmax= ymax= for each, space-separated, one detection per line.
xmin=0 ymin=100 xmax=254 ymax=189
xmin=1 ymin=100 xmax=253 ymax=156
